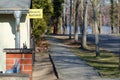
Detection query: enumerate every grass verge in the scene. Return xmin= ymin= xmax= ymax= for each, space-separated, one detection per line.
xmin=72 ymin=48 xmax=120 ymax=78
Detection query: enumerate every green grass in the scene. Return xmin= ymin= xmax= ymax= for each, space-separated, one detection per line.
xmin=72 ymin=48 xmax=120 ymax=78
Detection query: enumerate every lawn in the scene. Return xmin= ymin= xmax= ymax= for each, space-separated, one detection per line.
xmin=72 ymin=48 xmax=120 ymax=78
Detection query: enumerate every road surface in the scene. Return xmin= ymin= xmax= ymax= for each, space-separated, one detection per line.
xmin=86 ymin=35 xmax=120 ymax=54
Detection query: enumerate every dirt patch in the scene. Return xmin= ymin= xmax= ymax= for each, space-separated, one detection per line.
xmin=35 ymin=38 xmax=49 ymax=53
xmin=33 ymin=53 xmax=57 ymax=80
xmin=33 ymin=38 xmax=57 ymax=80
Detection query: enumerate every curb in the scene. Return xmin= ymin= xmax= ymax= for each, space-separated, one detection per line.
xmin=49 ymin=53 xmax=60 ymax=79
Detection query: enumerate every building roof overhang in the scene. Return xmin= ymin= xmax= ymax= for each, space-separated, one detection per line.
xmin=0 ymin=10 xmax=29 ymax=14
xmin=0 ymin=0 xmax=31 ymax=14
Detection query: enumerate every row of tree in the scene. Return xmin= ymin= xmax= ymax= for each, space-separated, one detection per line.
xmin=58 ymin=0 xmax=120 ymax=70
xmin=32 ymin=0 xmax=120 ymax=56
xmin=57 ymin=0 xmax=120 ymax=57
xmin=62 ymin=0 xmax=120 ymax=69
xmin=62 ymin=0 xmax=120 ymax=34
xmin=32 ymin=0 xmax=120 ymax=70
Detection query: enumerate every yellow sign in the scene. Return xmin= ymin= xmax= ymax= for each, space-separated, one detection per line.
xmin=27 ymin=9 xmax=43 ymax=19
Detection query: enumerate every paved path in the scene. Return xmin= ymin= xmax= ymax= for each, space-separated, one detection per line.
xmin=47 ymin=37 xmax=103 ymax=80
xmin=47 ymin=36 xmax=120 ymax=80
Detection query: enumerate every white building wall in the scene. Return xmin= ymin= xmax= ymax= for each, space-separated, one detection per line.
xmin=20 ymin=15 xmax=30 ymax=48
xmin=0 ymin=14 xmax=30 ymax=72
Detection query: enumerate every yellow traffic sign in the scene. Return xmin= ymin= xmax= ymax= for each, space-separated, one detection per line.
xmin=27 ymin=9 xmax=43 ymax=19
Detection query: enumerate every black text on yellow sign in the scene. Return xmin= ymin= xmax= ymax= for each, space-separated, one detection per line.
xmin=27 ymin=9 xmax=43 ymax=19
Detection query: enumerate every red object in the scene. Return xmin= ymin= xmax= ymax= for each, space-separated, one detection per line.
xmin=6 ymin=53 xmax=32 ymax=80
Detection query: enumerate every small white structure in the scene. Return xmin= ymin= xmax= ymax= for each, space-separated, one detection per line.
xmin=0 ymin=0 xmax=31 ymax=72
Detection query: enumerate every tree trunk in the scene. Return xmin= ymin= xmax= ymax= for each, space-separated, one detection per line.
xmin=63 ymin=15 xmax=67 ymax=34
xmin=53 ymin=19 xmax=56 ymax=34
xmin=91 ymin=0 xmax=100 ymax=57
xmin=118 ymin=0 xmax=120 ymax=34
xmin=110 ymin=0 xmax=114 ymax=34
xmin=81 ymin=0 xmax=88 ymax=49
xmin=98 ymin=0 xmax=102 ymax=34
xmin=69 ymin=0 xmax=72 ymax=39
xmin=118 ymin=14 xmax=120 ymax=34
xmin=103 ymin=15 xmax=105 ymax=26
xmin=99 ymin=12 xmax=102 ymax=34
xmin=60 ymin=17 xmax=63 ymax=34
xmin=63 ymin=1 xmax=67 ymax=34
xmin=53 ymin=18 xmax=59 ymax=34
xmin=74 ymin=0 xmax=80 ymax=42
xmin=79 ymin=0 xmax=83 ymax=34
xmin=57 ymin=17 xmax=61 ymax=34
xmin=118 ymin=0 xmax=120 ymax=71
xmin=111 ymin=25 xmax=114 ymax=34
xmin=118 ymin=54 xmax=120 ymax=70
xmin=95 ymin=21 xmax=100 ymax=57
xmin=92 ymin=22 xmax=95 ymax=34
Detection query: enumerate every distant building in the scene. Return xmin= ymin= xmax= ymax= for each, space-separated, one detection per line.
xmin=0 ymin=0 xmax=31 ymax=72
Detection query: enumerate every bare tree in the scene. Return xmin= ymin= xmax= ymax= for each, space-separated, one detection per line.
xmin=116 ymin=0 xmax=120 ymax=34
xmin=110 ymin=0 xmax=114 ymax=34
xmin=63 ymin=0 xmax=67 ymax=34
xmin=98 ymin=0 xmax=102 ymax=34
xmin=81 ymin=0 xmax=88 ymax=48
xmin=118 ymin=11 xmax=120 ymax=34
xmin=90 ymin=0 xmax=100 ymax=57
xmin=116 ymin=0 xmax=120 ymax=70
xmin=74 ymin=0 xmax=81 ymax=42
xmin=79 ymin=0 xmax=83 ymax=34
xmin=69 ymin=0 xmax=72 ymax=39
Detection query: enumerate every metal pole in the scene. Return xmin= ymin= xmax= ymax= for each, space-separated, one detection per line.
xmin=15 ymin=18 xmax=20 ymax=48
xmin=14 ymin=11 xmax=22 ymax=48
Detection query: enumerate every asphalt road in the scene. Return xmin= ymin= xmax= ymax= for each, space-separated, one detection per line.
xmin=86 ymin=34 xmax=120 ymax=54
